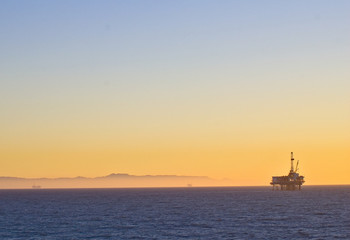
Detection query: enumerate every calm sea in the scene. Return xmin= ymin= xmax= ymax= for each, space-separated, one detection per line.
xmin=0 ymin=186 xmax=349 ymax=239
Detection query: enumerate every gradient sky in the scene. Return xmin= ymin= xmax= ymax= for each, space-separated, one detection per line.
xmin=1 ymin=1 xmax=349 ymax=185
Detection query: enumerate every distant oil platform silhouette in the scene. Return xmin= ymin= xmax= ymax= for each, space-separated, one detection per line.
xmin=271 ymin=152 xmax=305 ymax=190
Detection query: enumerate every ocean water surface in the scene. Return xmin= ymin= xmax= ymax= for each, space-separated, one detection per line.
xmin=0 ymin=186 xmax=349 ymax=239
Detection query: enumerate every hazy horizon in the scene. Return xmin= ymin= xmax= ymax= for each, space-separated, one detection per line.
xmin=0 ymin=172 xmax=234 ymax=189
xmin=1 ymin=172 xmax=350 ymax=189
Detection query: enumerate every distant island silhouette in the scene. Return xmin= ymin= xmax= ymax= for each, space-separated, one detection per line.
xmin=0 ymin=173 xmax=232 ymax=189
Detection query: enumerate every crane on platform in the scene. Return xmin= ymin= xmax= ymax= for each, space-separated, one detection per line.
xmin=295 ymin=160 xmax=299 ymax=173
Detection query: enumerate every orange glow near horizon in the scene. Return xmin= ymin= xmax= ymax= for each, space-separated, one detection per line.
xmin=1 ymin=121 xmax=349 ymax=185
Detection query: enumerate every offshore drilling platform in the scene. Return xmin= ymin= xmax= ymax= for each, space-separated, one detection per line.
xmin=270 ymin=152 xmax=305 ymax=190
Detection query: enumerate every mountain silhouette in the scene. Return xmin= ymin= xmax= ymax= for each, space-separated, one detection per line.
xmin=0 ymin=173 xmax=232 ymax=189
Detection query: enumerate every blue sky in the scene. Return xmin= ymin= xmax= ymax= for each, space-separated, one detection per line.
xmin=2 ymin=0 xmax=348 ymax=123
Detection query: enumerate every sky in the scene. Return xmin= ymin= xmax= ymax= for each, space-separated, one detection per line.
xmin=1 ymin=0 xmax=349 ymax=185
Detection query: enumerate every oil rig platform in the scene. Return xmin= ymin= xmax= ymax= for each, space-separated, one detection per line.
xmin=270 ymin=152 xmax=305 ymax=190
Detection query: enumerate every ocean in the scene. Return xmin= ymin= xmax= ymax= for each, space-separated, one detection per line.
xmin=0 ymin=186 xmax=349 ymax=239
